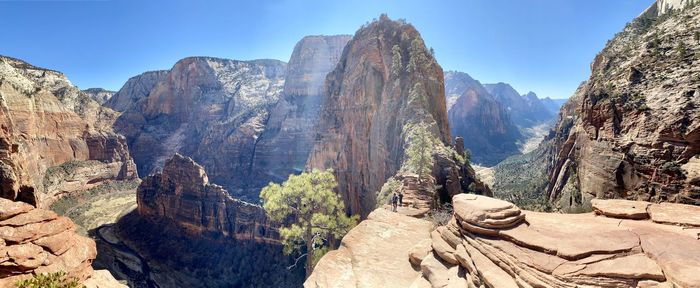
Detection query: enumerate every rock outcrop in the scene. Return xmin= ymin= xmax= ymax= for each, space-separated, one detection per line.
xmin=82 ymin=88 xmax=115 ymax=105
xmin=136 ymin=153 xmax=276 ymax=242
xmin=252 ymin=35 xmax=351 ymax=184
xmin=307 ymin=15 xmax=451 ymax=217
xmin=483 ymin=83 xmax=553 ymax=128
xmin=105 ymin=70 xmax=168 ymax=112
xmin=309 ymin=194 xmax=700 ymax=287
xmin=113 ymin=57 xmax=286 ymax=202
xmin=545 ymin=0 xmax=700 ymax=210
xmin=111 ymin=154 xmax=304 ymax=287
xmin=304 ymin=209 xmax=433 ymax=288
xmin=0 ymin=56 xmax=137 ymax=208
xmin=445 ymin=71 xmax=523 ymax=165
xmin=0 ymin=198 xmax=123 ymax=287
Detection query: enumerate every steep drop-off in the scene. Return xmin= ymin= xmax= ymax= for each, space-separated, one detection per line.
xmin=113 ymin=57 xmax=286 ymax=202
xmin=0 ymin=56 xmax=137 ymax=208
xmin=546 ymin=1 xmax=700 ymax=210
xmin=307 ymin=16 xmax=451 ymax=217
xmin=445 ymin=71 xmax=523 ymax=165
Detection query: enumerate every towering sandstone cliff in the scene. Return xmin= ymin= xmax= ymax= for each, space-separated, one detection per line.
xmin=105 ymin=70 xmax=168 ymax=112
xmin=0 ymin=56 xmax=136 ymax=208
xmin=445 ymin=71 xmax=523 ymax=165
xmin=307 ymin=16 xmax=451 ymax=217
xmin=113 ymin=57 xmax=286 ymax=202
xmin=252 ymin=35 xmax=351 ymax=183
xmin=545 ymin=0 xmax=700 ymax=210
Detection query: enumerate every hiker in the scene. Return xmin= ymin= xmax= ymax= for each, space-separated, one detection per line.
xmin=391 ymin=192 xmax=399 ymax=212
xmin=398 ymin=192 xmax=403 ymax=207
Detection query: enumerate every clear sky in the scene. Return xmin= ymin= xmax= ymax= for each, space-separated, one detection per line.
xmin=1 ymin=0 xmax=654 ymax=99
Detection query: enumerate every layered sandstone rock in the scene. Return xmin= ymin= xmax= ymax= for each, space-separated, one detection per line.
xmin=310 ymin=195 xmax=700 ymax=287
xmin=0 ymin=56 xmax=137 ymax=208
xmin=105 ymin=70 xmax=168 ymax=112
xmin=0 ymin=198 xmax=123 ymax=287
xmin=253 ymin=35 xmax=351 ymax=184
xmin=82 ymin=88 xmax=115 ymax=105
xmin=136 ymin=153 xmax=276 ymax=242
xmin=445 ymin=71 xmax=523 ymax=165
xmin=307 ymin=15 xmax=451 ymax=217
xmin=546 ymin=1 xmax=700 ymax=210
xmin=113 ymin=57 xmax=285 ymax=202
xmin=417 ymin=195 xmax=700 ymax=288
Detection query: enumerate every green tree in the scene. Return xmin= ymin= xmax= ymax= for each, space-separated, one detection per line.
xmin=391 ymin=45 xmax=403 ymax=76
xmin=16 ymin=272 xmax=83 ymax=288
xmin=403 ymin=123 xmax=437 ymax=182
xmin=676 ymin=41 xmax=688 ymax=61
xmin=407 ymin=38 xmax=429 ymax=73
xmin=260 ymin=169 xmax=358 ymax=278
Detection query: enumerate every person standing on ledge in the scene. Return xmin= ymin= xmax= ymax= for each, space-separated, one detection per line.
xmin=398 ymin=192 xmax=404 ymax=207
xmin=391 ymin=192 xmax=399 ymax=212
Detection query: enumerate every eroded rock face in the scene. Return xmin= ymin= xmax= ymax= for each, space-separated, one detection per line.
xmin=307 ymin=16 xmax=451 ymax=217
xmin=0 ymin=198 xmax=120 ymax=287
xmin=113 ymin=57 xmax=286 ymax=202
xmin=445 ymin=71 xmax=523 ymax=165
xmin=136 ymin=153 xmax=276 ymax=242
xmin=310 ymin=195 xmax=700 ymax=287
xmin=483 ymin=82 xmax=553 ymax=128
xmin=545 ymin=1 xmax=700 ymax=209
xmin=0 ymin=56 xmax=137 ymax=208
xmin=82 ymin=88 xmax=115 ymax=105
xmin=105 ymin=70 xmax=168 ymax=112
xmin=252 ymin=35 xmax=351 ymax=185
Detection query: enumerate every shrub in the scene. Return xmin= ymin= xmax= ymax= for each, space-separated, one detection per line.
xmin=15 ymin=272 xmax=83 ymax=288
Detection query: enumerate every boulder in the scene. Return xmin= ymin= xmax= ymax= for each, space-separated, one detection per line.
xmin=591 ymin=199 xmax=650 ymax=219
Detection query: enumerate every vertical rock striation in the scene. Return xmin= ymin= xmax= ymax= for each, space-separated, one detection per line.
xmin=252 ymin=35 xmax=351 ymax=184
xmin=0 ymin=56 xmax=137 ymax=208
xmin=307 ymin=15 xmax=451 ymax=217
xmin=545 ymin=0 xmax=700 ymax=210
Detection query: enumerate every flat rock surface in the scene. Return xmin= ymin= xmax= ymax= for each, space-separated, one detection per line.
xmin=648 ymin=202 xmax=700 ymax=227
xmin=591 ymin=198 xmax=650 ymax=219
xmin=305 ymin=209 xmax=433 ymax=288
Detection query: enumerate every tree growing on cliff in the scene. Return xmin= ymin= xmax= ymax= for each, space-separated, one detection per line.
xmin=260 ymin=169 xmax=358 ymax=278
xmin=392 ymin=45 xmax=403 ymax=76
xmin=403 ymin=123 xmax=437 ymax=182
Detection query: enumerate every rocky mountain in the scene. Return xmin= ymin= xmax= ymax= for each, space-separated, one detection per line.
xmin=113 ymin=57 xmax=286 ymax=202
xmin=309 ymin=195 xmax=700 ymax=287
xmin=0 ymin=198 xmax=125 ymax=287
xmin=484 ymin=83 xmax=553 ymax=127
xmin=0 ymin=56 xmax=137 ymax=208
xmin=306 ymin=15 xmax=452 ymax=217
xmin=106 ymin=154 xmax=303 ymax=287
xmin=105 ymin=70 xmax=168 ymax=112
xmin=545 ymin=0 xmax=700 ymax=211
xmin=445 ymin=71 xmax=523 ymax=165
xmin=541 ymin=96 xmax=568 ymax=115
xmin=251 ymin=35 xmax=351 ymax=184
xmin=82 ymin=88 xmax=115 ymax=105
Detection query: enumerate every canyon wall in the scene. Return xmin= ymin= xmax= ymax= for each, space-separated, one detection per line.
xmin=445 ymin=71 xmax=523 ymax=165
xmin=0 ymin=56 xmax=137 ymax=208
xmin=307 ymin=15 xmax=451 ymax=217
xmin=545 ymin=0 xmax=700 ymax=210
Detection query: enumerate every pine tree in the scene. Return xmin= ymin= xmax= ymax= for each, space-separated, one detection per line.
xmin=260 ymin=169 xmax=358 ymax=278
xmin=403 ymin=123 xmax=437 ymax=182
xmin=391 ymin=45 xmax=403 ymax=76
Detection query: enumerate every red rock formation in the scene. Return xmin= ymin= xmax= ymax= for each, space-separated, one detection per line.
xmin=113 ymin=57 xmax=286 ymax=202
xmin=308 ymin=195 xmax=700 ymax=287
xmin=252 ymin=35 xmax=351 ymax=184
xmin=307 ymin=15 xmax=451 ymax=217
xmin=105 ymin=70 xmax=168 ymax=112
xmin=545 ymin=1 xmax=700 ymax=210
xmin=0 ymin=56 xmax=137 ymax=208
xmin=136 ymin=153 xmax=276 ymax=243
xmin=445 ymin=71 xmax=523 ymax=165
xmin=0 ymin=198 xmax=123 ymax=287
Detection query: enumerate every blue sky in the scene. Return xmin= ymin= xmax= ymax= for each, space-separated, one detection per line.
xmin=1 ymin=0 xmax=653 ymax=99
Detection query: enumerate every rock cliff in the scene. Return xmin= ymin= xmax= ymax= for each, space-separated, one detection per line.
xmin=308 ymin=194 xmax=700 ymax=288
xmin=483 ymin=83 xmax=553 ymax=128
xmin=110 ymin=154 xmax=303 ymax=287
xmin=0 ymin=198 xmax=124 ymax=287
xmin=546 ymin=0 xmax=700 ymax=210
xmin=0 ymin=56 xmax=137 ymax=208
xmin=113 ymin=57 xmax=286 ymax=202
xmin=136 ymin=153 xmax=276 ymax=242
xmin=105 ymin=70 xmax=168 ymax=112
xmin=445 ymin=71 xmax=523 ymax=165
xmin=252 ymin=35 xmax=351 ymax=184
xmin=82 ymin=88 xmax=115 ymax=105
xmin=307 ymin=15 xmax=451 ymax=217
